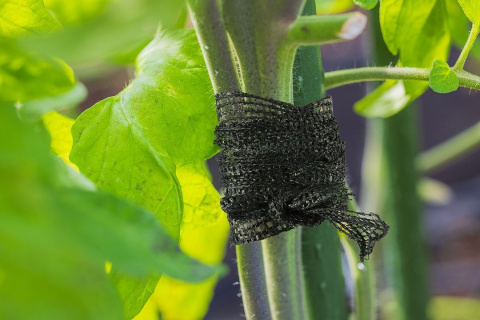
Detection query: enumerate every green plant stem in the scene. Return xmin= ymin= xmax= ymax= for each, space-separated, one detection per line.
xmin=188 ymin=1 xmax=271 ymax=319
xmin=187 ymin=0 xmax=240 ymax=92
xmin=417 ymin=120 xmax=480 ymax=174
xmin=453 ymin=23 xmax=480 ymax=72
xmin=221 ymin=1 xmax=306 ymax=319
xmin=383 ymin=105 xmax=429 ymax=320
xmin=236 ymin=242 xmax=273 ymax=319
xmin=286 ymin=12 xmax=366 ymax=45
xmin=293 ymin=1 xmax=347 ymax=320
xmin=324 ymin=67 xmax=480 ymax=91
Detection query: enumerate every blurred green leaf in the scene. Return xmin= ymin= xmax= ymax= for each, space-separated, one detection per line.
xmin=71 ymin=29 xmax=220 ymax=318
xmin=25 ymin=0 xmax=186 ymax=65
xmin=0 ymin=0 xmax=60 ymax=38
xmin=45 ymin=0 xmax=112 ymax=25
xmin=354 ymin=80 xmax=410 ymax=118
xmin=359 ymin=0 xmax=451 ymax=117
xmin=354 ymin=0 xmax=378 ymax=10
xmin=446 ymin=0 xmax=480 ymax=61
xmin=315 ymin=0 xmax=354 ymax=14
xmin=18 ymin=82 xmax=87 ymax=121
xmin=458 ymin=0 xmax=480 ymax=25
xmin=0 ymin=105 xmax=220 ymax=320
xmin=429 ymin=296 xmax=480 ymax=320
xmin=0 ymin=3 xmax=81 ymax=113
xmin=429 ymin=59 xmax=459 ymax=93
xmin=0 ymin=37 xmax=75 ymax=103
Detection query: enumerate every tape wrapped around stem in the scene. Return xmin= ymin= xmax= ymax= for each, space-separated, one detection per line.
xmin=214 ymin=91 xmax=389 ymax=260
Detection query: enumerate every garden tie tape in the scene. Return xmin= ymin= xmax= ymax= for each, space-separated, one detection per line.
xmin=214 ymin=91 xmax=389 ymax=260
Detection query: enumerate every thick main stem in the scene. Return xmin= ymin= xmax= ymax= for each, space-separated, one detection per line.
xmin=294 ymin=1 xmax=347 ymax=320
xmin=220 ymin=1 xmax=305 ymax=319
xmin=188 ymin=2 xmax=272 ymax=319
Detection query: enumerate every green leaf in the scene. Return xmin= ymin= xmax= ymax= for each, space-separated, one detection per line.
xmin=71 ymin=29 xmax=217 ymax=237
xmin=380 ymin=0 xmax=450 ymax=66
xmin=379 ymin=0 xmax=404 ymax=55
xmin=133 ymin=165 xmax=229 ymax=320
xmin=44 ymin=0 xmax=112 ymax=26
xmin=71 ymin=94 xmax=183 ymax=239
xmin=458 ymin=0 xmax=480 ymax=25
xmin=365 ymin=0 xmax=451 ymax=116
xmin=429 ymin=59 xmax=459 ymax=93
xmin=315 ymin=0 xmax=354 ymax=14
xmin=131 ymin=168 xmax=228 ymax=320
xmin=354 ymin=0 xmax=378 ymax=10
xmin=19 ymin=82 xmax=87 ymax=121
xmin=0 ymin=0 xmax=60 ymax=38
xmin=0 ymin=5 xmax=79 ymax=108
xmin=70 ymin=29 xmax=220 ymax=318
xmin=354 ymin=80 xmax=410 ymax=118
xmin=0 ymin=37 xmax=76 ymax=103
xmin=0 ymin=105 xmax=220 ymax=320
xmin=25 ymin=0 xmax=186 ymax=65
xmin=112 ymin=274 xmax=160 ymax=320
xmin=42 ymin=111 xmax=78 ymax=168
xmin=446 ymin=0 xmax=480 ymax=62
xmin=153 ymin=164 xmax=229 ymax=320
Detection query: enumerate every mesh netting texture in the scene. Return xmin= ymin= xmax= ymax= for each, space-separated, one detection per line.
xmin=214 ymin=91 xmax=389 ymax=260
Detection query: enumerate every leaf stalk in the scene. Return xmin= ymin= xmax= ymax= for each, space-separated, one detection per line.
xmin=286 ymin=12 xmax=367 ymax=46
xmin=324 ymin=66 xmax=480 ymax=91
xmin=452 ymin=23 xmax=480 ymax=72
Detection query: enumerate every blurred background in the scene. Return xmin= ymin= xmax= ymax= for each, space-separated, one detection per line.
xmin=77 ymin=16 xmax=480 ymax=318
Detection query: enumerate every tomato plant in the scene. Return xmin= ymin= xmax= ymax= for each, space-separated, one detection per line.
xmin=1 ymin=0 xmax=480 ymax=319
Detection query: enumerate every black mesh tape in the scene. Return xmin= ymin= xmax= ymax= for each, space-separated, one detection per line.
xmin=214 ymin=91 xmax=389 ymax=261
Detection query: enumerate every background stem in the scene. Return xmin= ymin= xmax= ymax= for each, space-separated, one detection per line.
xmin=382 ymin=105 xmax=429 ymax=320
xmin=293 ymin=1 xmax=347 ymax=320
xmin=362 ymin=8 xmax=429 ymax=320
xmin=417 ymin=120 xmax=480 ymax=174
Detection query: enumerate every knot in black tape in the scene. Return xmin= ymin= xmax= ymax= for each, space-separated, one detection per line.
xmin=214 ymin=91 xmax=389 ymax=260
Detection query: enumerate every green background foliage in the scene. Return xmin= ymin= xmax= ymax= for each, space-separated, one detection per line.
xmin=0 ymin=105 xmax=219 ymax=320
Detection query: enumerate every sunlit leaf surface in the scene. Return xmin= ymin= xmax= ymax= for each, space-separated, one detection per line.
xmin=71 ymin=29 xmax=227 ymax=319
